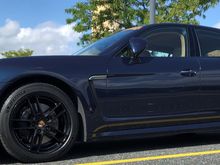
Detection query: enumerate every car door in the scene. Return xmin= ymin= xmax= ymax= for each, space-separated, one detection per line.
xmin=195 ymin=27 xmax=220 ymax=119
xmin=103 ymin=26 xmax=202 ymax=125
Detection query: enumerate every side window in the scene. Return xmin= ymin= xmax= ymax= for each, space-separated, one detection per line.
xmin=142 ymin=29 xmax=187 ymax=58
xmin=120 ymin=28 xmax=187 ymax=58
xmin=196 ymin=29 xmax=220 ymax=57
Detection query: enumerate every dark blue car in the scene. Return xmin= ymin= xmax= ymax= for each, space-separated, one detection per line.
xmin=0 ymin=23 xmax=220 ymax=162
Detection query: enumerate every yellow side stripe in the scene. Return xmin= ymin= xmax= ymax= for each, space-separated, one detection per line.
xmin=76 ymin=149 xmax=220 ymax=165
xmin=93 ymin=115 xmax=220 ymax=133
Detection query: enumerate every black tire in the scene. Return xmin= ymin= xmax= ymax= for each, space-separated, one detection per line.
xmin=0 ymin=83 xmax=78 ymax=163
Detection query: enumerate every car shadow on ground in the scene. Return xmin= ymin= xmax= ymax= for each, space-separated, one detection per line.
xmin=1 ymin=133 xmax=220 ymax=164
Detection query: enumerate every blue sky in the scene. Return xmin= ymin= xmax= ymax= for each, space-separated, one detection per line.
xmin=0 ymin=0 xmax=219 ymax=27
xmin=0 ymin=0 xmax=220 ymax=55
xmin=197 ymin=3 xmax=220 ymax=26
xmin=0 ymin=0 xmax=76 ymax=27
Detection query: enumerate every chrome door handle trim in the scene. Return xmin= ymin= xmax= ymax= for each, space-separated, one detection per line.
xmin=180 ymin=70 xmax=197 ymax=77
xmin=89 ymin=75 xmax=107 ymax=81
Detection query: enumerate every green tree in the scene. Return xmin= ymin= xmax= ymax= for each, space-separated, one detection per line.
xmin=1 ymin=49 xmax=34 ymax=58
xmin=66 ymin=0 xmax=219 ymax=45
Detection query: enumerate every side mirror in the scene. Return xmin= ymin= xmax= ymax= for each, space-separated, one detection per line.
xmin=129 ymin=38 xmax=147 ymax=58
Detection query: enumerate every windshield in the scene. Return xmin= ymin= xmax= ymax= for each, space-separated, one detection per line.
xmin=74 ymin=30 xmax=134 ymax=56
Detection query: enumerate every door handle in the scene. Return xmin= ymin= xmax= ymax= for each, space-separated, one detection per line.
xmin=180 ymin=70 xmax=197 ymax=77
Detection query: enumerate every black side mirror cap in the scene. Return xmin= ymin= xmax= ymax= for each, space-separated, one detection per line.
xmin=129 ymin=38 xmax=147 ymax=58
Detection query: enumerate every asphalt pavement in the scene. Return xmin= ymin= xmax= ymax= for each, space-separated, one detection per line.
xmin=1 ymin=133 xmax=220 ymax=165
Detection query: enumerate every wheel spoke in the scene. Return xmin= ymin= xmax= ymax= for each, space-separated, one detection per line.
xmin=35 ymin=96 xmax=43 ymax=114
xmin=45 ymin=131 xmax=62 ymax=143
xmin=10 ymin=119 xmax=33 ymax=123
xmin=54 ymin=109 xmax=66 ymax=119
xmin=37 ymin=134 xmax=44 ymax=152
xmin=30 ymin=129 xmax=38 ymax=150
xmin=46 ymin=103 xmax=62 ymax=117
xmin=50 ymin=126 xmax=67 ymax=137
xmin=13 ymin=126 xmax=35 ymax=130
xmin=43 ymin=107 xmax=51 ymax=115
xmin=27 ymin=98 xmax=37 ymax=115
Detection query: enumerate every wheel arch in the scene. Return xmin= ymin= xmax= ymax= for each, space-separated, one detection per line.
xmin=0 ymin=71 xmax=88 ymax=142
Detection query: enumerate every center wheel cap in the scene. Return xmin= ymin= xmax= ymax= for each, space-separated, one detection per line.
xmin=38 ymin=120 xmax=46 ymax=128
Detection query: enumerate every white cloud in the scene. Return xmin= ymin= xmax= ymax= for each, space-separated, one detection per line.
xmin=214 ymin=22 xmax=220 ymax=29
xmin=0 ymin=19 xmax=82 ymax=55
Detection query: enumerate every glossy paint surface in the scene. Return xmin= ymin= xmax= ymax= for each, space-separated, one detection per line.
xmin=0 ymin=24 xmax=220 ymax=142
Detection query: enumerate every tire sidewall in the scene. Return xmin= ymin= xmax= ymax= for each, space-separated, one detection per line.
xmin=0 ymin=83 xmax=78 ymax=162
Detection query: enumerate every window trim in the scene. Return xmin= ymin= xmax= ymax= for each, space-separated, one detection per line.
xmin=115 ymin=26 xmax=190 ymax=58
xmin=195 ymin=27 xmax=220 ymax=58
xmin=141 ymin=27 xmax=189 ymax=58
xmin=189 ymin=26 xmax=200 ymax=57
xmin=144 ymin=31 xmax=186 ymax=58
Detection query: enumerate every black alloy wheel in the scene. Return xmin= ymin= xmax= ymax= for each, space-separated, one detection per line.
xmin=0 ymin=83 xmax=78 ymax=163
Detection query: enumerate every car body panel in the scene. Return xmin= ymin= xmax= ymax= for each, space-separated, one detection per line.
xmin=1 ymin=24 xmax=220 ymax=142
